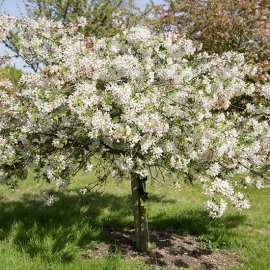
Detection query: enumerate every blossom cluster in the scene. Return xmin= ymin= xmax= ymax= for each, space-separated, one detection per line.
xmin=0 ymin=16 xmax=269 ymax=217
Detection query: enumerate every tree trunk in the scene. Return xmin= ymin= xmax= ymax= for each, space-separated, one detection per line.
xmin=131 ymin=173 xmax=150 ymax=252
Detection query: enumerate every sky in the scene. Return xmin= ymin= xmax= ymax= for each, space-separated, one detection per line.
xmin=0 ymin=0 xmax=165 ymax=70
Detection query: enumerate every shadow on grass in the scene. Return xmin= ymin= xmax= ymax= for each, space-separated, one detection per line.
xmin=150 ymin=209 xmax=246 ymax=250
xmin=0 ymin=190 xmax=246 ymax=263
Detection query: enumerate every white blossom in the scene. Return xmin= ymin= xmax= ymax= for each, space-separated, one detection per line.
xmin=206 ymin=199 xmax=228 ymax=218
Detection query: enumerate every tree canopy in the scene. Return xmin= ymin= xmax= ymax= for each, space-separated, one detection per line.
xmin=1 ymin=16 xmax=269 ymax=219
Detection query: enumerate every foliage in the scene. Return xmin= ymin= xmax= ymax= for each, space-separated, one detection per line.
xmin=1 ymin=16 xmax=269 ymax=218
xmin=148 ymin=0 xmax=270 ymax=83
xmin=0 ymin=65 xmax=22 ymax=85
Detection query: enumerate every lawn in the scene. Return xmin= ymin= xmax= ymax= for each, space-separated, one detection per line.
xmin=0 ymin=172 xmax=269 ymax=270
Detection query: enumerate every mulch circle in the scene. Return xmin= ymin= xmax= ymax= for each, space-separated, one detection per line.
xmin=83 ymin=228 xmax=241 ymax=269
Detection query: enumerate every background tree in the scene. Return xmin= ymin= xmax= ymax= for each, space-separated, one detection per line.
xmin=148 ymin=0 xmax=270 ymax=83
xmin=0 ymin=65 xmax=22 ymax=85
xmin=24 ymin=0 xmax=147 ymax=38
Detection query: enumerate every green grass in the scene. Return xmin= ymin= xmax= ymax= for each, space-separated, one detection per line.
xmin=0 ymin=172 xmax=269 ymax=270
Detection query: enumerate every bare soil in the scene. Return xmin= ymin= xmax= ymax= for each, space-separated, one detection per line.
xmin=83 ymin=228 xmax=241 ymax=269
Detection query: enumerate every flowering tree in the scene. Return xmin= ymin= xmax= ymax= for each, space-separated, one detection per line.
xmin=0 ymin=16 xmax=269 ymax=251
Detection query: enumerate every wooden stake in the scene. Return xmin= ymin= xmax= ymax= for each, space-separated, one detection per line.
xmin=131 ymin=173 xmax=150 ymax=252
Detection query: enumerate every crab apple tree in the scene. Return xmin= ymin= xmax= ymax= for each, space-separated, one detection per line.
xmin=1 ymin=16 xmax=270 ymax=251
